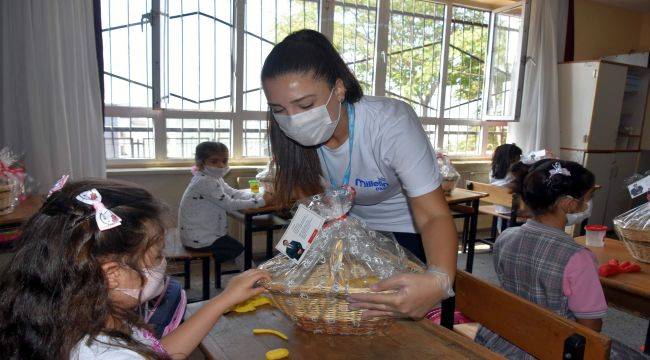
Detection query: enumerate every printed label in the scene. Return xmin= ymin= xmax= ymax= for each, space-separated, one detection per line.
xmin=276 ymin=204 xmax=325 ymax=264
xmin=628 ymin=175 xmax=650 ymax=199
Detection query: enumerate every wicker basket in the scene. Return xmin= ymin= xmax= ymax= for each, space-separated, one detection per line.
xmin=615 ymin=226 xmax=650 ymax=263
xmin=263 ymin=260 xmax=422 ymax=335
xmin=0 ymin=183 xmax=15 ymax=215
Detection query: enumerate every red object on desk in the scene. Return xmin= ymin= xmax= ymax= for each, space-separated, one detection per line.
xmin=598 ymin=258 xmax=642 ymax=277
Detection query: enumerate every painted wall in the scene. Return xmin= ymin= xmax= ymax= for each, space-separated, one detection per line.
xmin=574 ymin=0 xmax=648 ymax=60
xmin=640 ymin=13 xmax=650 ymax=51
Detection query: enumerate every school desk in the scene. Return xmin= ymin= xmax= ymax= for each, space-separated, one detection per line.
xmin=575 ymin=236 xmax=650 ymax=354
xmin=184 ymin=301 xmax=501 ymax=360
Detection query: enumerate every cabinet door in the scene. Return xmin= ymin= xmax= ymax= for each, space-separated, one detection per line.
xmin=559 ymin=63 xmax=598 ymax=150
xmin=583 ymin=153 xmax=615 ymax=225
xmin=603 ymin=152 xmax=639 ymax=227
xmin=589 ymin=63 xmax=627 ymax=150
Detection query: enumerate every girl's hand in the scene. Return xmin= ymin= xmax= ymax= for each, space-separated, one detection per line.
xmin=347 ymin=272 xmax=445 ymax=320
xmin=219 ymin=269 xmax=271 ymax=308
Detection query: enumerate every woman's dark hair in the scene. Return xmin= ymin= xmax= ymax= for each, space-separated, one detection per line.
xmin=261 ymin=30 xmax=363 ymax=207
xmin=0 ymin=179 xmax=170 ymax=359
xmin=195 ymin=141 xmax=228 ymax=165
xmin=491 ymin=143 xmax=522 ymax=180
xmin=510 ymin=159 xmax=595 ymax=215
xmin=261 ymin=29 xmax=363 ymax=104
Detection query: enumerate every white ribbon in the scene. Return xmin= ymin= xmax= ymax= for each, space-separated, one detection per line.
xmin=549 ymin=162 xmax=571 ymax=178
xmin=75 ymin=188 xmax=122 ymax=231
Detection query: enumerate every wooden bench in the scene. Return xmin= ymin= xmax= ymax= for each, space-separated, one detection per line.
xmin=445 ymin=271 xmax=612 ymax=359
xmin=163 ymin=230 xmax=240 ymax=302
xmin=466 ymin=181 xmax=526 ymax=250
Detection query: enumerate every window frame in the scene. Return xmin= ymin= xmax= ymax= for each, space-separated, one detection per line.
xmin=103 ymin=0 xmax=528 ymax=166
xmin=480 ymin=0 xmax=530 ymax=122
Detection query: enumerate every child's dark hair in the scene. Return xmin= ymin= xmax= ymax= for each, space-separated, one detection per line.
xmin=0 ymin=179 xmax=170 ymax=359
xmin=511 ymin=159 xmax=595 ymax=215
xmin=195 ymin=141 xmax=228 ymax=165
xmin=261 ymin=29 xmax=363 ymax=104
xmin=491 ymin=144 xmax=522 ymax=179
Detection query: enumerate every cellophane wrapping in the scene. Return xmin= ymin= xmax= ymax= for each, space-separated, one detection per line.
xmin=613 ymin=202 xmax=650 ymax=263
xmin=258 ymin=186 xmax=424 ymax=334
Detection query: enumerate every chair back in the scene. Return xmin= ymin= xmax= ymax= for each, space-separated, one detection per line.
xmin=455 ymin=271 xmax=611 ymax=359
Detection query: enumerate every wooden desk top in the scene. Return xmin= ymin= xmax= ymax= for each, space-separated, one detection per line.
xmin=575 ymin=236 xmax=650 ymax=319
xmin=185 ymin=302 xmax=500 ymax=360
xmin=0 ymin=196 xmax=42 ymax=226
xmin=445 ymin=188 xmax=488 ymax=205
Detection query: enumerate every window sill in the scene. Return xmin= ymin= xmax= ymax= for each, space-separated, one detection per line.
xmin=107 ymin=165 xmax=264 ymax=176
xmin=448 ymin=157 xmax=491 ymax=164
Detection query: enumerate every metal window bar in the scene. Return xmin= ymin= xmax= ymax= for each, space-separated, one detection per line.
xmin=103 ymin=0 xmax=524 ymax=163
xmin=333 ymin=1 xmax=377 ymax=94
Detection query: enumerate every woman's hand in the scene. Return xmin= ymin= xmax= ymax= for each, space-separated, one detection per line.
xmin=219 ymin=269 xmax=271 ymax=308
xmin=347 ymin=272 xmax=446 ymax=320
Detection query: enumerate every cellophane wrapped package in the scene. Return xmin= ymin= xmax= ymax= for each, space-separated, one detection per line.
xmin=613 ymin=202 xmax=650 ymax=263
xmin=259 ymin=186 xmax=424 ymax=335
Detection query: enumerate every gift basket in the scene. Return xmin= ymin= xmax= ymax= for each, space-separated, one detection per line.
xmin=436 ymin=150 xmax=460 ymax=195
xmin=613 ymin=202 xmax=650 ymax=263
xmin=0 ymin=147 xmax=26 ymax=215
xmin=259 ymin=186 xmax=424 ymax=335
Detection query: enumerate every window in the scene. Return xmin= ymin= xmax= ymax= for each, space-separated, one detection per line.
xmin=243 ymin=0 xmax=319 ymax=111
xmin=101 ymin=0 xmax=152 ymax=108
xmin=102 ymin=0 xmax=528 ymax=163
xmin=333 ymin=0 xmax=377 ymax=95
xmin=165 ymin=119 xmax=231 ymax=159
xmin=104 ymin=117 xmax=155 ymax=159
xmin=444 ymin=6 xmax=490 ymax=120
xmin=163 ymin=0 xmax=234 ymax=111
xmin=483 ymin=5 xmax=525 ymax=119
xmin=385 ymin=1 xmax=445 ymax=117
xmin=484 ymin=125 xmax=508 ymax=155
xmin=442 ymin=124 xmax=480 ymax=156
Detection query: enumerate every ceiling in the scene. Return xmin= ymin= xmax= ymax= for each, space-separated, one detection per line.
xmin=591 ymin=0 xmax=650 ymax=12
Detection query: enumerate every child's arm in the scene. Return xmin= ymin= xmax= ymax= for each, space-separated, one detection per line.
xmin=160 ymin=269 xmax=271 ymax=359
xmin=562 ymin=249 xmax=607 ymax=332
xmin=220 ymin=179 xmax=254 ymax=200
xmin=202 ymin=178 xmax=264 ymax=211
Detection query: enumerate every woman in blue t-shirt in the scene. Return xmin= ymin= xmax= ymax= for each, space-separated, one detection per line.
xmin=261 ymin=29 xmax=457 ymax=319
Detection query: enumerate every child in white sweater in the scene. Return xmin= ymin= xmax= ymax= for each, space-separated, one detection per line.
xmin=179 ymin=142 xmax=268 ymax=265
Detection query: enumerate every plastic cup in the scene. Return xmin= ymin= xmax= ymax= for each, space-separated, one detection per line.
xmin=249 ymin=179 xmax=260 ymax=194
xmin=584 ymin=225 xmax=607 ymax=247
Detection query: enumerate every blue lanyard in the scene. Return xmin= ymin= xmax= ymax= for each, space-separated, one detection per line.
xmin=320 ymin=102 xmax=355 ymax=188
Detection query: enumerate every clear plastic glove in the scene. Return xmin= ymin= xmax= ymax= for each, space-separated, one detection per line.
xmin=347 ymin=267 xmax=454 ymax=320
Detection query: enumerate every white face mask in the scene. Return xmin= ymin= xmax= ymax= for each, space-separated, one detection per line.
xmin=566 ymin=199 xmax=593 ymax=226
xmin=203 ymin=165 xmax=230 ymax=178
xmin=117 ymin=258 xmax=167 ymax=303
xmin=273 ymin=88 xmax=342 ymax=146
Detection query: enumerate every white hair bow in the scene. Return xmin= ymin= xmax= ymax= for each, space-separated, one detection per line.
xmin=549 ymin=162 xmax=571 ymax=178
xmin=76 ymin=188 xmax=122 ymax=231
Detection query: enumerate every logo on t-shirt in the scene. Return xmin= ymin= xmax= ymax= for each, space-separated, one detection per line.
xmin=354 ymin=177 xmax=389 ymax=192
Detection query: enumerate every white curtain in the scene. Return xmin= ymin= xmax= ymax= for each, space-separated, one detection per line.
xmin=0 ymin=0 xmax=105 ymax=193
xmin=508 ymin=0 xmax=569 ymax=155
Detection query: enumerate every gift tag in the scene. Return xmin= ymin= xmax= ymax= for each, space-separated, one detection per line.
xmin=627 ymin=175 xmax=650 ymax=198
xmin=276 ymin=204 xmax=325 ymax=264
